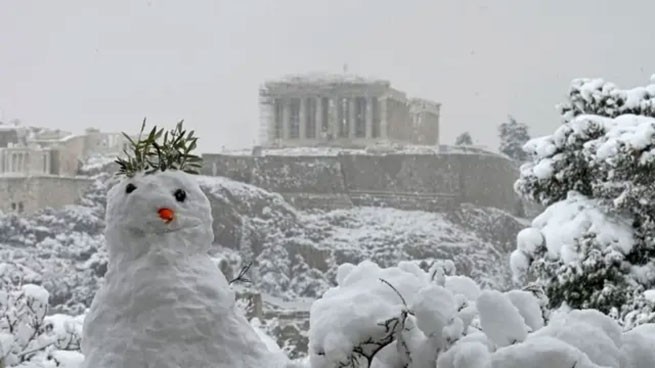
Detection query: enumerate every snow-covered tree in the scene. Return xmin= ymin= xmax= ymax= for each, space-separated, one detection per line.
xmin=514 ymin=77 xmax=655 ymax=325
xmin=455 ymin=132 xmax=473 ymax=146
xmin=0 ymin=280 xmax=83 ymax=367
xmin=498 ymin=116 xmax=530 ymax=162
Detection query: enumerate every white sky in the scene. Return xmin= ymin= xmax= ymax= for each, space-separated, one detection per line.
xmin=1 ymin=0 xmax=654 ymax=153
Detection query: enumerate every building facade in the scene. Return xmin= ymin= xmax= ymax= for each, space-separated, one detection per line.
xmin=0 ymin=122 xmax=130 ymax=214
xmin=258 ymin=74 xmax=440 ymax=148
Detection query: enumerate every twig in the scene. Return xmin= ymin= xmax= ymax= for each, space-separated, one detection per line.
xmin=379 ymin=278 xmax=408 ymax=307
xmin=229 ymin=262 xmax=253 ymax=285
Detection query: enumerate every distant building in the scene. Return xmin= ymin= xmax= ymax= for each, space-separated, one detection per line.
xmin=258 ymin=73 xmax=440 ymax=148
xmin=0 ymin=123 xmax=131 ymax=214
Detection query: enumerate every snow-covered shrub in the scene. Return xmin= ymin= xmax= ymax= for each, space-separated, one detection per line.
xmin=514 ymin=77 xmax=655 ymax=324
xmin=308 ymin=260 xmax=655 ymax=368
xmin=0 ymin=282 xmax=83 ymax=367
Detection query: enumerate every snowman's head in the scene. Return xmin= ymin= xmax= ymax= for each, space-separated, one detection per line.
xmin=105 ymin=170 xmax=213 ymax=255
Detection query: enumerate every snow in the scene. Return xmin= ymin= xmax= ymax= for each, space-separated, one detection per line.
xmin=82 ymin=170 xmax=288 ymax=368
xmin=644 ymin=289 xmax=655 ymax=303
xmin=309 ymin=261 xmax=424 ymax=367
xmin=491 ymin=336 xmax=602 ymax=368
xmin=594 ymin=115 xmax=655 ymax=162
xmin=308 ymin=260 xmax=655 ymax=367
xmin=531 ymin=158 xmax=554 ymax=179
xmin=21 ymin=284 xmax=50 ymax=305
xmin=620 ymin=329 xmax=655 ymax=368
xmin=505 ymin=290 xmax=544 ymax=332
xmin=476 ymin=290 xmax=528 ymax=347
xmin=532 ymin=312 xmax=621 ymax=367
xmin=529 ymin=191 xmax=634 ymax=261
xmin=49 ymin=350 xmax=85 ymax=367
xmin=515 ymin=227 xmax=543 ymax=256
xmin=509 ymin=250 xmax=530 ymax=284
xmin=437 ymin=341 xmax=492 ymax=368
xmin=444 ymin=276 xmax=481 ymax=301
xmin=412 ymin=285 xmax=457 ymax=337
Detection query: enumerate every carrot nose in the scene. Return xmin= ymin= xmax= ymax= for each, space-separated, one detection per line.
xmin=158 ymin=208 xmax=175 ymax=223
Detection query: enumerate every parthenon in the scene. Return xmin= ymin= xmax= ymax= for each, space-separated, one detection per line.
xmin=258 ymin=73 xmax=440 ymax=147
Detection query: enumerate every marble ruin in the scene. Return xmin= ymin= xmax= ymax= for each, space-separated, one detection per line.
xmin=258 ymin=74 xmax=440 ymax=148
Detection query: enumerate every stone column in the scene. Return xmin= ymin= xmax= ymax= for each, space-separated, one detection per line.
xmin=329 ymin=96 xmax=339 ymax=139
xmin=348 ymin=97 xmax=357 ymax=138
xmin=282 ymin=99 xmax=291 ymax=141
xmin=299 ymin=97 xmax=307 ymax=140
xmin=366 ymin=97 xmax=374 ymax=139
xmin=380 ymin=97 xmax=389 ymax=139
xmin=315 ymin=97 xmax=323 ymax=140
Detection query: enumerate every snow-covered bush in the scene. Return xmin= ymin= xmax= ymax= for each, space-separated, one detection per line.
xmin=514 ymin=77 xmax=655 ymax=325
xmin=308 ymin=260 xmax=655 ymax=368
xmin=0 ymin=282 xmax=83 ymax=367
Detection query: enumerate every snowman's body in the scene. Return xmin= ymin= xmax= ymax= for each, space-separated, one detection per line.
xmin=81 ymin=171 xmax=285 ymax=368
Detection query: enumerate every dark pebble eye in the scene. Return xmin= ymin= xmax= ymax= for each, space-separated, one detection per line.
xmin=174 ymin=189 xmax=186 ymax=202
xmin=125 ymin=183 xmax=137 ymax=194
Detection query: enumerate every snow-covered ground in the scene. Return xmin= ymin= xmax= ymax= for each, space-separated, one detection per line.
xmin=0 ymin=171 xmax=523 ymax=365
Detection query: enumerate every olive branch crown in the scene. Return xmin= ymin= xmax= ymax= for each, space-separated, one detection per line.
xmin=115 ymin=119 xmax=202 ymax=177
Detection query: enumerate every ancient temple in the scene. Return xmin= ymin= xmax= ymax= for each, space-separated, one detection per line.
xmin=258 ymin=73 xmax=440 ymax=148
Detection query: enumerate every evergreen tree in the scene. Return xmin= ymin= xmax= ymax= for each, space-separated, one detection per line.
xmin=498 ymin=116 xmax=530 ymax=161
xmin=513 ymin=77 xmax=655 ymax=326
xmin=455 ymin=132 xmax=473 ymax=146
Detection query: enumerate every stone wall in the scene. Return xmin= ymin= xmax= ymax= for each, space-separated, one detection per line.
xmin=54 ymin=135 xmax=87 ymax=176
xmin=0 ymin=176 xmax=93 ymax=215
xmin=455 ymin=154 xmax=520 ymax=211
xmin=202 ymin=152 xmax=521 ymax=214
xmin=339 ymin=154 xmax=460 ymax=211
xmin=204 ymin=154 xmax=353 ymax=210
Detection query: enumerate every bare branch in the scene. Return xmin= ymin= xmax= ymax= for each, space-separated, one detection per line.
xmin=229 ymin=262 xmax=253 ymax=285
xmin=379 ymin=278 xmax=408 ymax=308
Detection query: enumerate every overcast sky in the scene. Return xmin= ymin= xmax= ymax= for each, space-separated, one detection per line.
xmin=1 ymin=0 xmax=653 ymax=153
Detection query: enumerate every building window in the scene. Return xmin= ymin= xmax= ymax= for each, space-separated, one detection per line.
xmin=273 ymin=98 xmax=284 ymax=139
xmin=305 ymin=98 xmax=317 ymax=139
xmin=11 ymin=203 xmax=16 ymax=211
xmin=289 ymin=98 xmax=301 ymax=139
xmin=18 ymin=202 xmax=23 ymax=213
xmin=355 ymin=97 xmax=367 ymax=138
xmin=321 ymin=97 xmax=330 ymax=133
xmin=371 ymin=97 xmax=381 ymax=138
xmin=338 ymin=97 xmax=350 ymax=138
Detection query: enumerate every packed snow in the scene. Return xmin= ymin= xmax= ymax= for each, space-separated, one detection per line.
xmin=81 ymin=170 xmax=288 ymax=368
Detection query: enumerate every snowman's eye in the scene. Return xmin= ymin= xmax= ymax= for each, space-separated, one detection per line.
xmin=174 ymin=189 xmax=186 ymax=202
xmin=125 ymin=183 xmax=137 ymax=194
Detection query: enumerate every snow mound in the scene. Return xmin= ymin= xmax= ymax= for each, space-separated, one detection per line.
xmin=308 ymin=260 xmax=655 ymax=367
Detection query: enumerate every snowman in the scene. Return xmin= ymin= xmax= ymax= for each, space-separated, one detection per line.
xmin=81 ymin=123 xmax=289 ymax=368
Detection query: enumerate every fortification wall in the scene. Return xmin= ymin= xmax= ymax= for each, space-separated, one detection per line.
xmin=455 ymin=154 xmax=521 ymax=212
xmin=202 ymin=152 xmax=520 ymax=214
xmin=339 ymin=154 xmax=460 ymax=211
